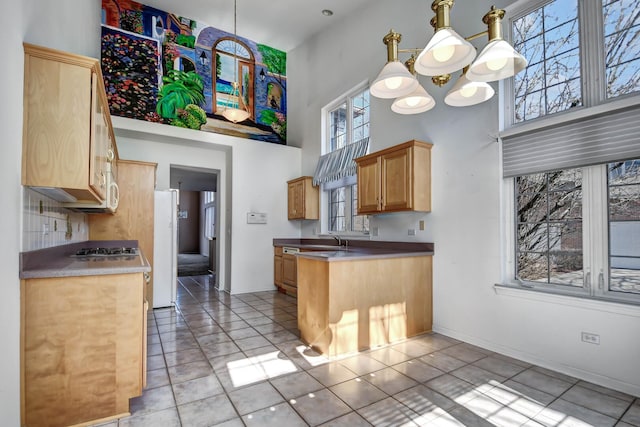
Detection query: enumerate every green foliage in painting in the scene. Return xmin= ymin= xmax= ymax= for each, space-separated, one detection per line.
xmin=257 ymin=44 xmax=286 ymax=76
xmin=156 ymin=70 xmax=205 ymax=119
xmin=260 ymin=109 xmax=286 ymax=141
xmin=243 ymin=72 xmax=250 ymax=106
xmin=216 ymin=54 xmax=222 ymax=79
xmin=176 ymin=34 xmax=196 ymax=49
xmin=171 ymin=104 xmax=208 ymax=129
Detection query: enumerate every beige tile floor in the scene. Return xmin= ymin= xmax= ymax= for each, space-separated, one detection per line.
xmin=96 ymin=275 xmax=640 ymax=427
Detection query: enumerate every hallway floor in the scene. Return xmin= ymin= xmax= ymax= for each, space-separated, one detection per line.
xmin=96 ymin=275 xmax=639 ymax=426
xmin=177 ymin=253 xmax=210 ymax=277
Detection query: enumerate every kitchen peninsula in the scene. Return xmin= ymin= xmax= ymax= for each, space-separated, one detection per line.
xmin=274 ymin=239 xmax=433 ymax=357
xmin=19 ymin=240 xmax=150 ymax=427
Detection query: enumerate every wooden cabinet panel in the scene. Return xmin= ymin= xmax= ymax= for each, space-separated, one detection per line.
xmin=382 ymin=147 xmax=411 ymax=211
xmin=287 ymin=176 xmax=319 ymax=220
xmin=22 ymin=43 xmax=115 ymax=203
xmin=21 ymin=273 xmax=144 ymax=426
xmin=282 ymin=254 xmax=297 ymax=286
xmin=355 ymin=140 xmax=432 ymax=214
xmin=297 ymin=255 xmax=433 ymax=357
xmin=274 ymin=254 xmax=283 ymax=286
xmin=89 ymin=160 xmax=157 ymax=302
xmin=356 ymin=156 xmax=381 ymax=212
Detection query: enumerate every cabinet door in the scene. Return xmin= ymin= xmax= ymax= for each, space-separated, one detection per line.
xmin=282 ymin=254 xmax=297 ymax=286
xmin=22 ymin=273 xmax=144 ymax=426
xmin=22 ymin=53 xmax=96 ymax=199
xmin=274 ymin=255 xmax=283 ymax=286
xmin=381 ymin=147 xmax=412 ymax=211
xmin=287 ymin=180 xmax=303 ymax=219
xmin=143 ymin=299 xmax=148 ymax=389
xmin=357 ymin=156 xmax=381 ymax=214
xmin=89 ymin=74 xmax=109 ymax=200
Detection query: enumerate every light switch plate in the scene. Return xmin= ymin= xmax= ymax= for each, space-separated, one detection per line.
xmin=247 ymin=212 xmax=267 ymax=224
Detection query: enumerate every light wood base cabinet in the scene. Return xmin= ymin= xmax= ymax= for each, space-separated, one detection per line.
xmin=297 ymin=255 xmax=433 ymax=357
xmin=21 ymin=273 xmax=145 ymax=427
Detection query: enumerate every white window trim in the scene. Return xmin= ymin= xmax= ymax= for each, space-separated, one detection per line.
xmin=500 ymin=163 xmax=640 ymax=306
xmin=499 ymin=0 xmax=640 ymax=306
xmin=502 ymin=0 xmax=640 ymax=135
xmin=320 ymin=81 xmax=370 ymax=237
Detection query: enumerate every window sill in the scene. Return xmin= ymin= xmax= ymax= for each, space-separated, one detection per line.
xmin=494 ymin=283 xmax=640 ymax=316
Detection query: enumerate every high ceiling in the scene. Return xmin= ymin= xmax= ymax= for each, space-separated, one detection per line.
xmin=139 ymin=0 xmax=373 ymax=52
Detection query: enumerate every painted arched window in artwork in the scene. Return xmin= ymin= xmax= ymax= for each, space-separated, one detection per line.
xmin=174 ymin=55 xmax=195 ymax=73
xmin=213 ymin=38 xmax=254 ymax=119
xmin=267 ymin=83 xmax=283 ymax=111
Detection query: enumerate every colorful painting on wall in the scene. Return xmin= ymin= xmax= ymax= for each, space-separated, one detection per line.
xmin=101 ymin=0 xmax=287 ymax=144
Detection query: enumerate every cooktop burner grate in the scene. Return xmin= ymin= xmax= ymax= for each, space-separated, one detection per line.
xmin=73 ymin=247 xmax=139 ymax=257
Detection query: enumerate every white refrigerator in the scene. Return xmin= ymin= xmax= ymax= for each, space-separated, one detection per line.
xmin=153 ymin=190 xmax=178 ymax=308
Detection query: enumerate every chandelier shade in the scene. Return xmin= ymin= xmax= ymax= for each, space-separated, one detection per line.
xmin=466 ymin=39 xmax=528 ymax=82
xmin=371 ymin=61 xmax=420 ymax=99
xmin=444 ymin=70 xmax=495 ymax=106
xmin=415 ymin=28 xmax=476 ymax=76
xmin=391 ymin=82 xmax=436 ymax=114
xmin=222 ymin=83 xmax=250 ymax=123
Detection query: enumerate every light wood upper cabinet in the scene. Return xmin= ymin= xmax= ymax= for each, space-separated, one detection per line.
xmin=355 ymin=140 xmax=432 ymax=214
xmin=287 ymin=176 xmax=319 ymax=220
xmin=22 ymin=43 xmax=116 ymax=202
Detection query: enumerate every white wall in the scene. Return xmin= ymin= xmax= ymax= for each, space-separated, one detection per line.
xmin=2 ymin=2 xmax=24 ymax=424
xmin=288 ymin=0 xmax=640 ymax=396
xmin=113 ymin=117 xmax=302 ymax=294
xmin=1 ymin=1 xmax=104 ymax=424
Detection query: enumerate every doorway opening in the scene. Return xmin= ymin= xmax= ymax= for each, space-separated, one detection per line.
xmin=170 ymin=166 xmax=219 ymax=282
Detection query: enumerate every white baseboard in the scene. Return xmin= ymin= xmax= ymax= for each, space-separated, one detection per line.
xmin=433 ymin=324 xmax=640 ymax=398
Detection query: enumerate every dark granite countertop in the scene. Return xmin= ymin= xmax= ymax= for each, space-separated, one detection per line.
xmin=273 ymin=238 xmax=434 ymax=262
xmin=20 ymin=240 xmax=151 ymax=279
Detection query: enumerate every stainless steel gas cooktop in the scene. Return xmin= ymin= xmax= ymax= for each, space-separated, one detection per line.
xmin=72 ymin=247 xmax=139 ymax=257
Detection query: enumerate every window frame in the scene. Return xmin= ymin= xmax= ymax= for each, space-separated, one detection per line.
xmin=503 ymin=0 xmax=640 ymax=130
xmin=506 ymin=163 xmax=640 ymax=305
xmin=320 ymin=81 xmax=370 ymax=236
xmin=500 ymin=0 xmax=640 ymax=305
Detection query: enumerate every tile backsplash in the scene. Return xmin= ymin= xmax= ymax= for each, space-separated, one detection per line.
xmin=22 ymin=188 xmax=89 ymax=251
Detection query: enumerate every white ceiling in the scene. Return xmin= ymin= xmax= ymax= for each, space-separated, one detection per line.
xmin=139 ymin=0 xmax=373 ymax=52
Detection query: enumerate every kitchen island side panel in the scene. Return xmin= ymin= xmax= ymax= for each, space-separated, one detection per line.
xmin=297 ymin=255 xmax=432 ymax=357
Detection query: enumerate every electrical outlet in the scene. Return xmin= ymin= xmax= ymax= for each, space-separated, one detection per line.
xmin=581 ymin=332 xmax=600 ymax=345
xmin=372 ymin=227 xmax=379 ymax=237
xmin=408 ymin=229 xmax=416 ymax=236
xmin=42 ymin=223 xmax=49 ymax=236
xmin=419 ymin=220 xmax=425 ymax=231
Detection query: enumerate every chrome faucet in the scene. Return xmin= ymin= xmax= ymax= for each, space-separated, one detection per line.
xmin=332 ymin=235 xmax=342 ymax=246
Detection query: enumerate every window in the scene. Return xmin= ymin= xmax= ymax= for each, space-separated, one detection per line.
xmin=324 ymin=86 xmax=370 ymax=233
xmin=509 ymin=0 xmax=640 ymax=124
xmin=514 ymin=160 xmax=640 ymax=303
xmin=516 ymin=169 xmax=583 ymax=286
xmin=608 ymin=160 xmax=640 ymax=295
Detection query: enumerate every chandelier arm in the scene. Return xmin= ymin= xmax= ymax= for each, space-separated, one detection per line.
xmin=465 ymin=30 xmax=488 ymax=42
xmin=398 ymin=48 xmax=423 ymax=54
